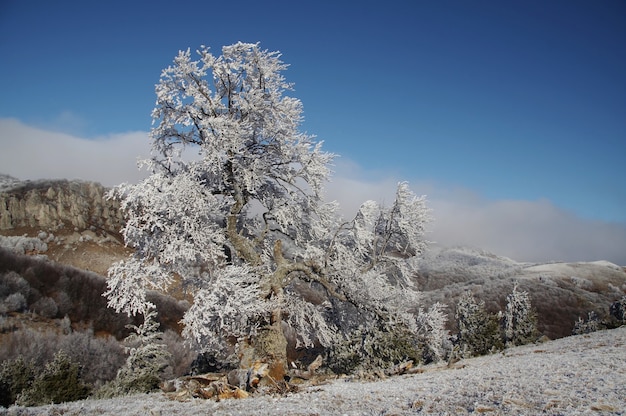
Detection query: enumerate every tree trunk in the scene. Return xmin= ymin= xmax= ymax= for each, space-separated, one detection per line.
xmin=238 ymin=321 xmax=287 ymax=384
xmin=236 ymin=240 xmax=290 ymax=383
xmin=253 ymin=321 xmax=287 ymax=382
xmin=242 ymin=239 xmax=289 ymax=382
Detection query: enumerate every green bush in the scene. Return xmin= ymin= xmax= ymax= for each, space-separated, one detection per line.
xmin=0 ymin=356 xmax=35 ymax=407
xmin=94 ymin=368 xmax=162 ymax=399
xmin=455 ymin=291 xmax=503 ymax=357
xmin=327 ymin=323 xmax=420 ymax=375
xmin=16 ymin=351 xmax=90 ymax=406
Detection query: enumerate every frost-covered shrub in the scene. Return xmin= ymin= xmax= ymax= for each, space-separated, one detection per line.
xmin=0 ymin=328 xmax=53 ymax=369
xmin=60 ymin=315 xmax=72 ymax=335
xmin=326 ymin=322 xmax=421 ymax=375
xmin=161 ymin=329 xmax=196 ymax=379
xmin=31 ymin=296 xmax=58 ymax=318
xmin=414 ymin=303 xmax=451 ymax=363
xmin=572 ymin=311 xmax=601 ymax=335
xmin=455 ymin=291 xmax=503 ymax=357
xmin=570 ymin=276 xmax=593 ymax=290
xmin=95 ymin=308 xmax=171 ymax=398
xmin=504 ymin=282 xmax=538 ymax=346
xmin=0 ymin=356 xmax=35 ymax=407
xmin=52 ymin=291 xmax=72 ymax=317
xmin=0 ymin=271 xmax=31 ymax=300
xmin=16 ymin=351 xmax=90 ymax=406
xmin=0 ymin=326 xmax=125 ymax=387
xmin=0 ymin=235 xmax=47 ymax=255
xmin=57 ymin=330 xmax=125 ymax=387
xmin=0 ymin=293 xmax=27 ymax=314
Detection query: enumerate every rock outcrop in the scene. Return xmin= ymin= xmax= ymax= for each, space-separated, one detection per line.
xmin=0 ymin=179 xmax=124 ymax=234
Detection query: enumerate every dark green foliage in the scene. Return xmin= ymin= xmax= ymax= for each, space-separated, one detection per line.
xmin=0 ymin=356 xmax=35 ymax=407
xmin=327 ymin=323 xmax=421 ymax=375
xmin=609 ymin=296 xmax=626 ymax=324
xmin=572 ymin=311 xmax=601 ymax=335
xmin=16 ymin=351 xmax=90 ymax=406
xmin=455 ymin=291 xmax=503 ymax=357
xmin=95 ymin=369 xmax=161 ymax=399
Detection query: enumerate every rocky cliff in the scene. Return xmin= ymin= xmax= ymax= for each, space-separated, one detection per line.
xmin=0 ymin=177 xmax=124 ymax=234
xmin=0 ymin=176 xmax=129 ymax=275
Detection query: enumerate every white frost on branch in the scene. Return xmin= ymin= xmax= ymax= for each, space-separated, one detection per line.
xmin=415 ymin=302 xmax=450 ymax=362
xmin=105 ymin=258 xmax=164 ymax=316
xmin=181 ymin=265 xmax=273 ymax=353
xmin=283 ymin=289 xmax=336 ymax=349
xmin=105 ymin=42 xmax=435 ymax=368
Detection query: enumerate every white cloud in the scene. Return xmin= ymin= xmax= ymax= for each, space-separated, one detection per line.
xmin=2 ymin=118 xmax=625 ymax=265
xmin=326 ymin=159 xmax=626 ymax=265
xmin=324 ymin=159 xmax=401 ymax=215
xmin=428 ymin=194 xmax=626 ymax=265
xmin=0 ymin=118 xmax=150 ymax=186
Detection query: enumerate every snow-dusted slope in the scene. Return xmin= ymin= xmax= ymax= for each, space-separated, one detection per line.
xmin=416 ymin=246 xmax=626 ymax=339
xmin=415 ymin=246 xmax=523 ymax=290
xmin=4 ymin=327 xmax=624 ymax=415
xmin=0 ymin=174 xmax=21 ymax=193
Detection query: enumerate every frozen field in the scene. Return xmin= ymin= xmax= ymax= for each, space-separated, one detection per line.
xmin=3 ymin=326 xmax=624 ymax=415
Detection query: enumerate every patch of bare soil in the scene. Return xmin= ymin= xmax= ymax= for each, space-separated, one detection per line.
xmin=2 ymin=226 xmax=130 ymax=276
xmin=45 ymin=237 xmax=130 ymax=277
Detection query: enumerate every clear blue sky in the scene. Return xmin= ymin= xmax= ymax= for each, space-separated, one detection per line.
xmin=1 ymin=0 xmax=625 ymax=262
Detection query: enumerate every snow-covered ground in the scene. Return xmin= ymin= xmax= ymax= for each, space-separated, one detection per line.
xmin=0 ymin=175 xmax=20 ymax=193
xmin=3 ymin=327 xmax=624 ymax=415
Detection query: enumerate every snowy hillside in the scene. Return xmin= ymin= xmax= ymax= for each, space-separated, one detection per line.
xmin=4 ymin=327 xmax=624 ymax=415
xmin=0 ymin=175 xmax=20 ymax=193
xmin=416 ymin=246 xmax=626 ymax=339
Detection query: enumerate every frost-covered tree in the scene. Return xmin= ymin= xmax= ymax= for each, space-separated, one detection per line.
xmin=503 ymin=282 xmax=537 ymax=346
xmin=96 ymin=307 xmax=171 ymax=398
xmin=414 ymin=302 xmax=450 ymax=362
xmin=572 ymin=311 xmax=601 ymax=335
xmin=455 ymin=291 xmax=502 ymax=357
xmin=609 ymin=295 xmax=626 ymax=324
xmin=105 ymin=42 xmax=431 ymax=378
